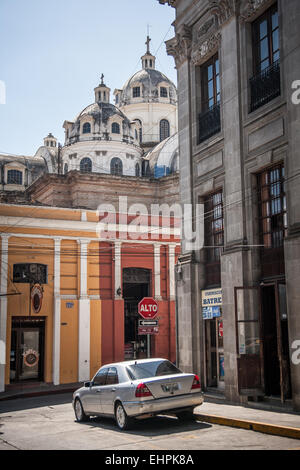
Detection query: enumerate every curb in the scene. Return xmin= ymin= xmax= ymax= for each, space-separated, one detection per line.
xmin=195 ymin=413 xmax=300 ymax=440
xmin=0 ymin=388 xmax=78 ymax=402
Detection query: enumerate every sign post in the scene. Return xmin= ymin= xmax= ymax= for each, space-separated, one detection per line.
xmin=138 ymin=297 xmax=159 ymax=358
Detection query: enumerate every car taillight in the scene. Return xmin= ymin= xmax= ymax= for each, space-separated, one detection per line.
xmin=191 ymin=374 xmax=201 ymax=390
xmin=135 ymin=383 xmax=153 ymax=398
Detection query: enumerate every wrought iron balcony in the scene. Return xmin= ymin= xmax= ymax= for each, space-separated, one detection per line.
xmin=250 ymin=60 xmax=281 ymax=113
xmin=198 ymin=103 xmax=221 ymax=145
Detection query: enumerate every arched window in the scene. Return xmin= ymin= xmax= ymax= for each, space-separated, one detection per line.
xmin=80 ymin=158 xmax=92 ymax=173
xmin=110 ymin=157 xmax=123 ymax=176
xmin=82 ymin=122 xmax=91 ymax=134
xmin=112 ymin=122 xmax=120 ymax=134
xmin=135 ymin=163 xmax=140 ymax=177
xmin=64 ymin=163 xmax=68 ymax=175
xmin=7 ymin=169 xmax=23 ymax=185
xmin=160 ymin=119 xmax=170 ymax=142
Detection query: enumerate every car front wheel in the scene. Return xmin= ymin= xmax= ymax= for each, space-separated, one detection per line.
xmin=114 ymin=402 xmax=132 ymax=431
xmin=74 ymin=398 xmax=89 ymax=422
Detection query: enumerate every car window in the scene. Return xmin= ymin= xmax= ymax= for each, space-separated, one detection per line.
xmin=126 ymin=360 xmax=181 ymax=380
xmin=93 ymin=368 xmax=108 ymax=386
xmin=106 ymin=367 xmax=119 ymax=385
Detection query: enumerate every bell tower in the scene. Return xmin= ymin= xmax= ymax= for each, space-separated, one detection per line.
xmin=141 ymin=36 xmax=156 ymax=70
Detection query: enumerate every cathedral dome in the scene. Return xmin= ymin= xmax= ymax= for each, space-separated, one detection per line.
xmin=119 ymin=68 xmax=177 ymax=107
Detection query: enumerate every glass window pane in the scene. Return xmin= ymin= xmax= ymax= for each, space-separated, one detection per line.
xmin=259 ymin=20 xmax=268 ymax=39
xmin=272 ymin=11 xmax=278 ymax=30
xmin=208 ymin=65 xmax=213 ymax=81
xmin=260 ymin=37 xmax=269 ymax=61
xmin=273 ymin=51 xmax=280 ymax=62
xmin=215 ymin=59 xmax=219 ymax=75
xmin=272 ymin=30 xmax=279 ymax=54
xmin=261 ymin=58 xmax=270 ymax=71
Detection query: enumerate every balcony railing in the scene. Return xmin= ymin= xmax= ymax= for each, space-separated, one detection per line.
xmin=198 ymin=103 xmax=221 ymax=145
xmin=250 ymin=60 xmax=281 ymax=113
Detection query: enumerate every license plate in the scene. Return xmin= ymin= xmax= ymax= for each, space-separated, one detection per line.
xmin=161 ymin=383 xmax=179 ymax=394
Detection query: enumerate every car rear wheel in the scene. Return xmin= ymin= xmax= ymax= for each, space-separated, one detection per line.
xmin=74 ymin=398 xmax=89 ymax=422
xmin=114 ymin=402 xmax=133 ymax=431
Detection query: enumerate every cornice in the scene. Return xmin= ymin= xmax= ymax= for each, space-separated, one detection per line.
xmin=191 ymin=31 xmax=222 ymax=65
xmin=240 ymin=0 xmax=274 ymax=22
xmin=157 ymin=0 xmax=177 ymax=7
xmin=165 ymin=25 xmax=193 ymax=69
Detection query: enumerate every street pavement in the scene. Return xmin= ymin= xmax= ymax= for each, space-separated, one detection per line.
xmin=0 ymin=393 xmax=299 ymax=451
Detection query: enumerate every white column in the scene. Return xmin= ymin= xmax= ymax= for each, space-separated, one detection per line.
xmin=114 ymin=241 xmax=122 ymax=298
xmin=154 ymin=243 xmax=162 ymax=300
xmin=0 ymin=235 xmax=9 ymax=392
xmin=78 ymin=240 xmax=90 ymax=382
xmin=53 ymin=238 xmax=61 ymax=385
xmin=169 ymin=244 xmax=176 ymax=301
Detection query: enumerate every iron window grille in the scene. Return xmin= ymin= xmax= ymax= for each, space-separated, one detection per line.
xmin=257 ymin=163 xmax=287 ymax=277
xmin=80 ymin=157 xmax=92 ymax=173
xmin=112 ymin=122 xmax=120 ymax=134
xmin=133 ymin=87 xmax=141 ymax=98
xmin=7 ymin=169 xmax=23 ymax=185
xmin=160 ymin=119 xmax=170 ymax=141
xmin=204 ymin=191 xmax=224 ymax=286
xmin=111 ymin=157 xmax=123 ymax=176
xmin=82 ymin=123 xmax=91 ymax=134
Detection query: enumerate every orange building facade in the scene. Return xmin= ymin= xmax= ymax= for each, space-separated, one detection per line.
xmin=0 ymin=201 xmax=180 ymax=392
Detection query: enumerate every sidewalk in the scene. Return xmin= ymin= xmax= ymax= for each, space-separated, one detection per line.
xmin=194 ymin=400 xmax=300 ymax=440
xmin=0 ymin=383 xmax=299 ymax=440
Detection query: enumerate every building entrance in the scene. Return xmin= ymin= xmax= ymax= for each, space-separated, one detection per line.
xmin=10 ymin=317 xmax=45 ymax=383
xmin=261 ymin=283 xmax=292 ymax=400
xmin=205 ymin=317 xmax=224 ymax=390
xmin=123 ymin=268 xmax=151 ymax=360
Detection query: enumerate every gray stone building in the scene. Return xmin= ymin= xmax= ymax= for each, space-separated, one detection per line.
xmin=158 ymin=0 xmax=300 ymax=411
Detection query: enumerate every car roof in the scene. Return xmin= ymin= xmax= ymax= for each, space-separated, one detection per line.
xmin=99 ymin=358 xmax=168 ymax=369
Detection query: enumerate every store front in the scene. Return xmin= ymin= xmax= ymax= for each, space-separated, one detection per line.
xmin=10 ymin=317 xmax=45 ymax=383
xmin=202 ymin=288 xmax=224 ymax=390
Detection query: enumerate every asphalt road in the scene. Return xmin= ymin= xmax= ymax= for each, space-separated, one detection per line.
xmin=0 ymin=393 xmax=299 ymax=451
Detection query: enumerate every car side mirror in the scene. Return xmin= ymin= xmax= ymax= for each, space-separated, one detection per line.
xmin=84 ymin=381 xmax=91 ymax=388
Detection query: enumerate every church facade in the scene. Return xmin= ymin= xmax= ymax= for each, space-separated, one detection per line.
xmin=0 ymin=40 xmax=180 ymax=392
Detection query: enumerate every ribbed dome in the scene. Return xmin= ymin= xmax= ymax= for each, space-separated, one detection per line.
xmin=119 ymin=68 xmax=177 ymax=106
xmin=77 ymin=102 xmax=130 ymax=125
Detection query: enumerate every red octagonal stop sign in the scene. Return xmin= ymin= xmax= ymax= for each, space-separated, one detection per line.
xmin=138 ymin=297 xmax=158 ymax=319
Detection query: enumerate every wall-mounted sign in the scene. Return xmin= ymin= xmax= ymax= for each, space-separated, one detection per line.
xmin=23 ymin=349 xmax=39 ymax=368
xmin=202 ymin=289 xmax=222 ymax=307
xmin=202 ymin=306 xmax=221 ymax=320
xmin=31 ymin=284 xmax=43 ymax=314
xmin=66 ymin=302 xmax=74 ymax=309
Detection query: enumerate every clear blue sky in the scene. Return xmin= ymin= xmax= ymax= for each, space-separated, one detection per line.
xmin=0 ymin=0 xmax=176 ymax=156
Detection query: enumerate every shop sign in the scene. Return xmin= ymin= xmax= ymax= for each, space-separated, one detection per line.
xmin=202 ymin=288 xmax=222 ymax=307
xmin=31 ymin=284 xmax=43 ymax=314
xmin=23 ymin=349 xmax=39 ymax=368
xmin=202 ymin=306 xmax=221 ymax=320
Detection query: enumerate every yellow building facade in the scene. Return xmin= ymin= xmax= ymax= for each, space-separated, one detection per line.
xmin=0 ymin=204 xmax=102 ymax=390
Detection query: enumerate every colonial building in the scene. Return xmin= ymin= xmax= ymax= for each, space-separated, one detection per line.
xmin=0 ymin=40 xmax=180 ymax=392
xmin=158 ymin=0 xmax=300 ymax=411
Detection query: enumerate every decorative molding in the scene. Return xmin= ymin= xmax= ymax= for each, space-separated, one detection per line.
xmin=166 ymin=25 xmax=193 ymax=69
xmin=191 ymin=32 xmax=222 ymax=66
xmin=240 ymin=0 xmax=273 ymax=22
xmin=197 ymin=18 xmax=215 ymax=40
xmin=208 ymin=0 xmax=236 ymax=27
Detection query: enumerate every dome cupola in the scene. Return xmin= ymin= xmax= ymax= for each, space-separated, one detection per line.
xmin=141 ymin=36 xmax=156 ymax=70
xmin=94 ymin=74 xmax=110 ymax=103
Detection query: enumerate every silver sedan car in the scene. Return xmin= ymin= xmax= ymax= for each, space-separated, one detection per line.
xmin=72 ymin=358 xmax=204 ymax=430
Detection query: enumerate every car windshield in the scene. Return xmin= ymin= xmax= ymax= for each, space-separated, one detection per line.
xmin=126 ymin=360 xmax=182 ymax=380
